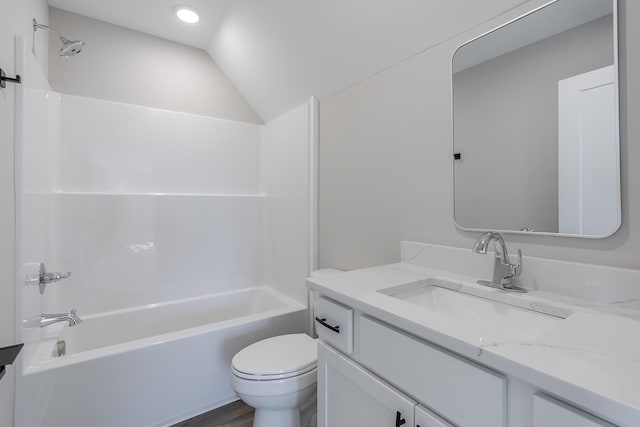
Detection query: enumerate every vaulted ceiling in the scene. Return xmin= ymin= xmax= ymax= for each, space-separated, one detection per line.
xmin=48 ymin=0 xmax=527 ymax=122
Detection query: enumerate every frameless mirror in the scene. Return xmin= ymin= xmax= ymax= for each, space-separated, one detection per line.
xmin=452 ymin=0 xmax=619 ymax=238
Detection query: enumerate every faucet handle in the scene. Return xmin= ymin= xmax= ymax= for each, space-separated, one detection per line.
xmin=509 ymin=249 xmax=522 ymax=277
xmin=28 ymin=263 xmax=72 ymax=295
xmin=41 ymin=270 xmax=71 ymax=284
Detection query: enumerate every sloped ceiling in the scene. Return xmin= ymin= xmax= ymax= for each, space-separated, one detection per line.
xmin=49 ymin=0 xmax=527 ymax=122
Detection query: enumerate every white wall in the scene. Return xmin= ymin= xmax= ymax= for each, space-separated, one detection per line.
xmin=58 ymin=94 xmax=261 ymax=194
xmin=48 ymin=8 xmax=262 ymax=124
xmin=20 ymin=90 xmax=264 ymax=317
xmin=319 ymin=0 xmax=640 ymax=271
xmin=52 ymin=193 xmax=264 ymax=314
xmin=0 ymin=0 xmax=50 ymax=86
xmin=261 ymin=100 xmax=313 ymax=304
xmin=0 ymin=1 xmax=49 ymax=424
xmin=20 ymin=88 xmax=314 ymax=315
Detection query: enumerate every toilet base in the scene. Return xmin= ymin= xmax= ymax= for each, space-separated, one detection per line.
xmin=237 ymin=383 xmax=316 ymax=427
xmin=253 ymin=408 xmax=300 ymax=427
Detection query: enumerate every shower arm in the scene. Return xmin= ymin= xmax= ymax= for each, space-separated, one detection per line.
xmin=33 ymin=19 xmax=68 ymax=42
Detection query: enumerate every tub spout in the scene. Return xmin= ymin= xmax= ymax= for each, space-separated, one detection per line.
xmin=30 ymin=309 xmax=83 ymax=328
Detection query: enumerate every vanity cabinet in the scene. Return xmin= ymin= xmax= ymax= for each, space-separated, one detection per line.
xmin=315 ymin=293 xmax=622 ymax=427
xmin=318 ymin=342 xmax=416 ymax=427
xmin=317 ymin=312 xmax=504 ymax=427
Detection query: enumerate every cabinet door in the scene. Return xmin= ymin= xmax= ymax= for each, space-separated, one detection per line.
xmin=533 ymin=394 xmax=616 ymax=427
xmin=318 ymin=341 xmax=416 ymax=427
xmin=415 ymin=405 xmax=454 ymax=427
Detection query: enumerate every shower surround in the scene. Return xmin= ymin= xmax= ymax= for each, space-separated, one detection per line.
xmin=16 ymin=88 xmax=315 ymax=426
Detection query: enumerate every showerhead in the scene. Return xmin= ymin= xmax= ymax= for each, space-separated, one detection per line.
xmin=60 ymin=38 xmax=85 ymax=58
xmin=33 ymin=19 xmax=85 ymax=58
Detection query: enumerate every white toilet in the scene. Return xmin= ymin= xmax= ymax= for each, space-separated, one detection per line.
xmin=231 ymin=333 xmax=318 ymax=427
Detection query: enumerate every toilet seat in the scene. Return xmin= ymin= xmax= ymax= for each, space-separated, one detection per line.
xmin=231 ymin=334 xmax=317 ymax=381
xmin=231 ymin=366 xmax=317 ymax=397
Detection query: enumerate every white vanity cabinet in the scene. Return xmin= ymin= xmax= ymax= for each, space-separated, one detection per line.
xmin=317 ymin=310 xmax=504 ymax=426
xmin=314 ymin=292 xmax=623 ymax=427
xmin=318 ymin=342 xmax=416 ymax=427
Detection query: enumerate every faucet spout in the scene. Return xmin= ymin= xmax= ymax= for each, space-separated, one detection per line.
xmin=35 ymin=309 xmax=83 ymax=328
xmin=472 ymin=232 xmax=526 ymax=293
xmin=472 ymin=232 xmax=510 ymax=265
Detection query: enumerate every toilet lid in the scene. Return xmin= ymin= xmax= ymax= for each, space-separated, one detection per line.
xmin=232 ymin=334 xmax=317 ymax=380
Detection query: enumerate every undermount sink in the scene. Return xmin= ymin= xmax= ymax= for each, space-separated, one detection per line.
xmin=379 ymin=279 xmax=571 ymax=344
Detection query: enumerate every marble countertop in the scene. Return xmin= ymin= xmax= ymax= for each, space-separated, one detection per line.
xmin=307 ymin=262 xmax=640 ymax=427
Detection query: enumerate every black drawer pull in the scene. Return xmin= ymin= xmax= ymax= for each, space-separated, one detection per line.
xmin=395 ymin=411 xmax=406 ymax=427
xmin=315 ymin=317 xmax=340 ymax=333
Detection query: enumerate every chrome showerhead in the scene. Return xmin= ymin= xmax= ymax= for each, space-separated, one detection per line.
xmin=60 ymin=38 xmax=85 ymax=58
xmin=33 ymin=19 xmax=85 ymax=58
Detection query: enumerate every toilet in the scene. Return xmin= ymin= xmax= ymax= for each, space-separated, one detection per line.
xmin=231 ymin=333 xmax=318 ymax=427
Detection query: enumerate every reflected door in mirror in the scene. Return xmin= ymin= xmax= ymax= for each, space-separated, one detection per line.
xmin=558 ymin=65 xmax=619 ymax=235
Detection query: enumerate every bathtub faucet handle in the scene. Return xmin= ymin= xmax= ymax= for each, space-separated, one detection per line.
xmin=25 ymin=263 xmax=72 ymax=294
xmin=40 ymin=267 xmax=72 ymax=284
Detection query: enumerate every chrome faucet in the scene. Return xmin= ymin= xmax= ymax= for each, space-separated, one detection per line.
xmin=29 ymin=309 xmax=83 ymax=328
xmin=472 ymin=232 xmax=526 ymax=293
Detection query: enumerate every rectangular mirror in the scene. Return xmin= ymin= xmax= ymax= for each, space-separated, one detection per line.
xmin=452 ymin=0 xmax=620 ymax=238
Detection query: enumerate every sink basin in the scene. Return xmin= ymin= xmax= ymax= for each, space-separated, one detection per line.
xmin=380 ymin=280 xmax=569 ymax=343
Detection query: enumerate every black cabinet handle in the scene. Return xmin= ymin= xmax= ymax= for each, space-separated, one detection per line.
xmin=395 ymin=411 xmax=406 ymax=427
xmin=315 ymin=317 xmax=340 ymax=333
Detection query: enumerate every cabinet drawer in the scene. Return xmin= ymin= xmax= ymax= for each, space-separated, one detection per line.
xmin=358 ymin=316 xmax=506 ymax=427
xmin=316 ymin=296 xmax=353 ymax=353
xmin=533 ymin=394 xmax=616 ymax=427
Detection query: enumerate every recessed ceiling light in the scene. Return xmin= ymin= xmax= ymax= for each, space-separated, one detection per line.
xmin=175 ymin=6 xmax=200 ymax=24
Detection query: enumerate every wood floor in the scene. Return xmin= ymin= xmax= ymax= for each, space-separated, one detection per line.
xmin=173 ymin=400 xmax=254 ymax=427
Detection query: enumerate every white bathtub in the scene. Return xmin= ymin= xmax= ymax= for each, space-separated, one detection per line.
xmin=16 ymin=286 xmax=307 ymax=427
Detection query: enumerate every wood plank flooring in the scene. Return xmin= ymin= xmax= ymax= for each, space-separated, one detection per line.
xmin=172 ymin=400 xmax=254 ymax=427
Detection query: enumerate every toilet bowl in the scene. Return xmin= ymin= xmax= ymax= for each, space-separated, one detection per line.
xmin=231 ymin=333 xmax=318 ymax=427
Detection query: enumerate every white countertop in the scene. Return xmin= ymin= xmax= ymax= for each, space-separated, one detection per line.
xmin=307 ymin=262 xmax=640 ymax=427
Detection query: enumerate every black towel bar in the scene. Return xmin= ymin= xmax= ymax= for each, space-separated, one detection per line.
xmin=0 ymin=68 xmax=22 ymax=89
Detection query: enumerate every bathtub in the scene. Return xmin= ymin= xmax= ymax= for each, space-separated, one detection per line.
xmin=16 ymin=286 xmax=307 ymax=427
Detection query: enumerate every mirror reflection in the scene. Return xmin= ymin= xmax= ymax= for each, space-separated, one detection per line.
xmin=452 ymin=0 xmax=619 ymax=237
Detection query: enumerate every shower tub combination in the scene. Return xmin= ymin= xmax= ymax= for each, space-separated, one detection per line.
xmin=17 ymin=286 xmax=307 ymax=427
xmin=16 ymin=79 xmax=315 ymax=426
